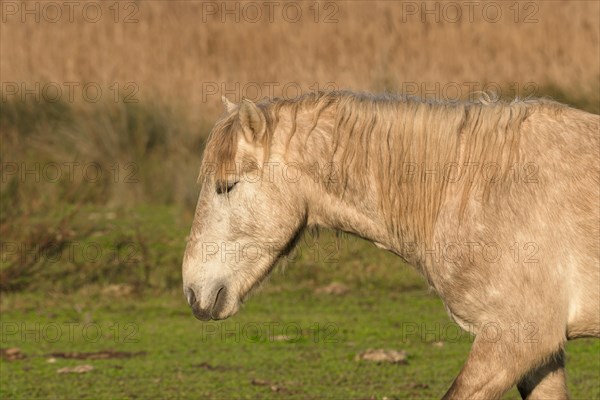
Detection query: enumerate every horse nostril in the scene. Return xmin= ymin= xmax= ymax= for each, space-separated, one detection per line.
xmin=185 ymin=287 xmax=196 ymax=307
xmin=211 ymin=286 xmax=227 ymax=318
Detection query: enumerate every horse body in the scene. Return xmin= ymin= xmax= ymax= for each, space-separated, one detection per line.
xmin=182 ymin=91 xmax=599 ymax=399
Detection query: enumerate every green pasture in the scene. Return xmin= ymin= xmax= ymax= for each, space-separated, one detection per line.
xmin=1 ymin=207 xmax=599 ymax=399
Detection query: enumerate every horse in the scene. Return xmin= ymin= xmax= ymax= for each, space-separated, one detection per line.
xmin=182 ymin=90 xmax=599 ymax=399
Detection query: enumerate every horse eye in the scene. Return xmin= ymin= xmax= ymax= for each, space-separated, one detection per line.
xmin=216 ymin=181 xmax=238 ymax=195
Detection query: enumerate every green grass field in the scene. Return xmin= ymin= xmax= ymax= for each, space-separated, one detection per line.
xmin=1 ymin=206 xmax=599 ymax=399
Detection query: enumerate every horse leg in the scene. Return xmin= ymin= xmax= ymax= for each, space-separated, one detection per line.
xmin=441 ymin=332 xmax=565 ymax=400
xmin=517 ymin=349 xmax=569 ymax=400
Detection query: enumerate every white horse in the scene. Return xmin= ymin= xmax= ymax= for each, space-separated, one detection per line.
xmin=183 ymin=91 xmax=599 ymax=399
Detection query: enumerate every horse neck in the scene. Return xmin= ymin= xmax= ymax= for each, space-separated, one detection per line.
xmin=291 ymin=100 xmax=446 ymax=268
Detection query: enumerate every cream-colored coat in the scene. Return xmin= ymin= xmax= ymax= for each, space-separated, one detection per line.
xmin=183 ymin=91 xmax=599 ymax=399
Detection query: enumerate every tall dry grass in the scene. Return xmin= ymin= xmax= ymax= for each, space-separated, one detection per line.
xmin=2 ymin=0 xmax=599 ymax=118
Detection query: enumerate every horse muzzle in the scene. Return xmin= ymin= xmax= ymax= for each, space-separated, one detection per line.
xmin=184 ymin=284 xmax=238 ymax=321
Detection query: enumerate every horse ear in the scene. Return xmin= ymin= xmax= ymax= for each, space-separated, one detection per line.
xmin=238 ymin=98 xmax=266 ymax=144
xmin=222 ymin=96 xmax=237 ymax=113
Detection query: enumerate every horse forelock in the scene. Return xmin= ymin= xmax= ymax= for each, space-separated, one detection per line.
xmin=198 ymin=91 xmax=340 ymax=184
xmin=198 ymin=112 xmax=241 ymax=185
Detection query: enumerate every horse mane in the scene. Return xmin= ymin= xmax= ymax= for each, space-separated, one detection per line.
xmin=200 ymin=90 xmax=566 ymax=243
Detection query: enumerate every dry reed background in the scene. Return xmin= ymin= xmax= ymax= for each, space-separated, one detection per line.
xmin=2 ymin=0 xmax=599 ymax=116
xmin=1 ymin=0 xmax=599 ymax=290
